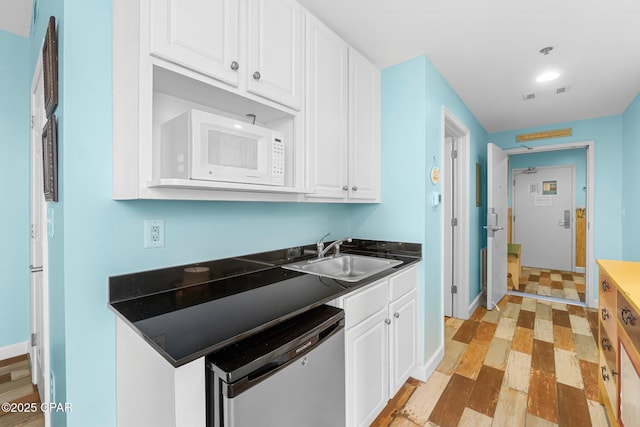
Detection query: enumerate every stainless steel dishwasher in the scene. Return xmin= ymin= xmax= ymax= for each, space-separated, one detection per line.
xmin=206 ymin=305 xmax=346 ymax=427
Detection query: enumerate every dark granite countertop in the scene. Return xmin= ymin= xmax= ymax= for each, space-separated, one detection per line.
xmin=109 ymin=239 xmax=421 ymax=367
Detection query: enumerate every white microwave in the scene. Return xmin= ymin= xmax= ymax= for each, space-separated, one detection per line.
xmin=160 ymin=110 xmax=285 ymax=186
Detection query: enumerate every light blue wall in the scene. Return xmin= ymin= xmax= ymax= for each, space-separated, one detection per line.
xmin=509 ymin=148 xmax=587 ymax=207
xmin=490 ymin=116 xmax=624 ymax=298
xmin=0 ymin=30 xmax=30 ymax=349
xmin=622 ymin=93 xmax=640 ymax=260
xmin=42 ymin=1 xmax=352 ymax=426
xmin=351 ymin=55 xmax=488 ymax=365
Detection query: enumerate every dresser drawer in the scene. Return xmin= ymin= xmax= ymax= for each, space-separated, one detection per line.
xmin=600 ymin=349 xmax=617 ymax=412
xmin=600 ymin=323 xmax=617 ymax=374
xmin=599 ymin=272 xmax=618 ymax=341
xmin=618 ymin=291 xmax=640 ymax=351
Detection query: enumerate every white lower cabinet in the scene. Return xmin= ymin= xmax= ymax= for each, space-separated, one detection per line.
xmin=339 ymin=265 xmax=419 ymax=427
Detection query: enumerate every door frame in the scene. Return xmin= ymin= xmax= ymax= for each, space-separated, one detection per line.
xmin=30 ymin=48 xmax=51 ymax=425
xmin=441 ymin=107 xmax=471 ymax=319
xmin=512 ymin=164 xmax=576 ymax=272
xmin=505 ymin=141 xmax=595 ymax=307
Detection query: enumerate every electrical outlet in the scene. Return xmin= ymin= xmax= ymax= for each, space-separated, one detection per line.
xmin=144 ymin=219 xmax=165 ymax=248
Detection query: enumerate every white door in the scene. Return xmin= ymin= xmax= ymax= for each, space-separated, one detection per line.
xmin=30 ymin=57 xmax=48 ymax=406
xmin=345 ymin=309 xmax=389 ymax=427
xmin=246 ymin=0 xmax=303 ymax=109
xmin=486 ymin=143 xmax=509 ymax=310
xmin=443 ymin=137 xmax=458 ymax=317
xmin=388 ymin=289 xmax=417 ymax=397
xmin=150 ymin=0 xmax=240 ymax=86
xmin=347 ymin=48 xmax=380 ymax=201
xmin=305 ymin=13 xmax=348 ymax=199
xmin=513 ymin=166 xmax=574 ymax=271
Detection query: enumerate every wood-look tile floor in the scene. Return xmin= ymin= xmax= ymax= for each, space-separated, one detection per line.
xmin=0 ymin=355 xmax=44 ymax=427
xmin=373 ymin=295 xmax=608 ymax=427
xmin=516 ymin=267 xmax=586 ymax=304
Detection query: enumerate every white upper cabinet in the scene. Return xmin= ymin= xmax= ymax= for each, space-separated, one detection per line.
xmin=246 ymin=0 xmax=303 ymax=110
xmin=305 ymin=17 xmax=381 ymax=202
xmin=305 ymin=14 xmax=349 ymax=199
xmin=348 ymin=48 xmax=381 ymax=201
xmin=150 ymin=0 xmax=240 ymax=87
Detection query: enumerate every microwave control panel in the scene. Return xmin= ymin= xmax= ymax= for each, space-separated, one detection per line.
xmin=272 ymin=138 xmax=285 ymax=185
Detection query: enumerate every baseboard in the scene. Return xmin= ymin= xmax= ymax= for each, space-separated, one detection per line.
xmin=411 ymin=343 xmax=444 ymax=383
xmin=0 ymin=341 xmax=29 ymax=361
xmin=468 ymin=292 xmax=482 ymax=317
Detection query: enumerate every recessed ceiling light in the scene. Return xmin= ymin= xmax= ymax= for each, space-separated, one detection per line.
xmin=536 ymin=71 xmax=560 ymax=82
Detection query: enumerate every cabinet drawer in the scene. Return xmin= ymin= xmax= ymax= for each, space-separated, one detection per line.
xmin=618 ymin=291 xmax=640 ymax=351
xmin=389 ymin=266 xmax=418 ymax=301
xmin=343 ymin=278 xmax=389 ymax=329
xmin=599 ymin=271 xmax=617 ymax=310
xmin=599 ymin=323 xmax=617 ymax=377
xmin=599 ymin=349 xmax=617 ymax=412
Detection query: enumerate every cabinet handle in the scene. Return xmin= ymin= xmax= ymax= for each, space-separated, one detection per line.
xmin=230 ymin=61 xmax=239 ymax=71
xmin=385 ymin=319 xmax=391 ymax=325
xmin=601 ymin=337 xmax=612 ymax=351
xmin=621 ymin=307 xmax=636 ymax=325
xmin=601 ymin=280 xmax=610 ymax=291
xmin=252 ymin=71 xmax=261 ymax=80
xmin=612 ymin=369 xmax=618 ymax=377
xmin=342 ymin=185 xmax=348 ymax=191
xmin=601 ymin=308 xmax=610 ymax=320
xmin=394 ymin=312 xmax=400 ymax=319
xmin=601 ymin=366 xmax=609 ymax=381
xmin=352 ymin=186 xmax=358 ymax=192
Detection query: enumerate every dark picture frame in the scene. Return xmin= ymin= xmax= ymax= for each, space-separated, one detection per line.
xmin=42 ymin=16 xmax=58 ymax=118
xmin=42 ymin=116 xmax=58 ymax=202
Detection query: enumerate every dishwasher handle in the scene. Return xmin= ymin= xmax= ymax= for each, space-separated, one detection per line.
xmin=221 ymin=319 xmax=343 ymax=398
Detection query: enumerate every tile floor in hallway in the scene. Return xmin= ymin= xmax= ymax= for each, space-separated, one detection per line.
xmin=374 ymin=294 xmax=608 ymax=427
xmin=516 ymin=267 xmax=586 ymax=304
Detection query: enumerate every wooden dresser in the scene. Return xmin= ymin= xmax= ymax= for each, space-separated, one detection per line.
xmin=597 ymin=259 xmax=640 ymax=426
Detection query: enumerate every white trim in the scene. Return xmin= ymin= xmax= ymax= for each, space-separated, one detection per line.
xmin=441 ymin=107 xmax=471 ymax=319
xmin=468 ymin=291 xmax=482 ymax=316
xmin=411 ymin=343 xmax=444 ymax=383
xmin=505 ymin=140 xmax=596 ymax=308
xmin=0 ymin=341 xmax=29 ymax=361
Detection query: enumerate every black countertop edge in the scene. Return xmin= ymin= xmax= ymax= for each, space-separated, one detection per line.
xmin=112 ymin=291 xmax=343 ymax=368
xmin=109 ymin=239 xmax=421 ymax=304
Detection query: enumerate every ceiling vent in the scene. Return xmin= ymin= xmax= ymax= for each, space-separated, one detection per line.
xmin=556 ymin=86 xmax=570 ymax=94
xmin=522 ymin=93 xmax=536 ymax=101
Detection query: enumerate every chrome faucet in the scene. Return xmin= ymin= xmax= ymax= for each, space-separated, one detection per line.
xmin=316 ymin=233 xmax=352 ymax=259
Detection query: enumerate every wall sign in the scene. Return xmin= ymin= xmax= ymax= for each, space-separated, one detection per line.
xmin=430 ymin=166 xmax=440 ymax=184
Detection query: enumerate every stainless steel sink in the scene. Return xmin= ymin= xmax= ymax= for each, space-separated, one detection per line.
xmin=282 ymin=254 xmax=402 ymax=282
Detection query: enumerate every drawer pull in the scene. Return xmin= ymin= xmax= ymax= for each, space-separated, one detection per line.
xmin=601 ymin=337 xmax=612 ymax=351
xmin=612 ymin=369 xmax=618 ymax=377
xmin=385 ymin=318 xmax=391 ymax=325
xmin=601 ymin=366 xmax=609 ymax=381
xmin=601 ymin=280 xmax=610 ymax=291
xmin=621 ymin=307 xmax=636 ymax=325
xmin=601 ymin=308 xmax=610 ymax=320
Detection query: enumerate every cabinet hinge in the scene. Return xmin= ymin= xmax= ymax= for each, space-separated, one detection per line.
xmin=31 ymin=115 xmax=35 ymax=129
xmin=451 ymin=149 xmax=458 ymax=159
xmin=31 ymin=333 xmax=37 ymax=346
xmin=451 ymin=285 xmax=458 ymax=294
xmin=451 ymin=218 xmax=458 ymax=227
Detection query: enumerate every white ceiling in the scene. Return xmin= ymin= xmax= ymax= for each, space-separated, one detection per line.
xmin=3 ymin=1 xmax=639 ymax=133
xmin=0 ymin=0 xmax=32 ymax=38
xmin=298 ymin=0 xmax=640 ymax=133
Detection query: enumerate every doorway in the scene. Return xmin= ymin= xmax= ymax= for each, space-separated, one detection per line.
xmin=505 ymin=143 xmax=594 ymax=307
xmin=442 ymin=108 xmax=470 ymax=319
xmin=30 ymin=50 xmax=51 ymax=424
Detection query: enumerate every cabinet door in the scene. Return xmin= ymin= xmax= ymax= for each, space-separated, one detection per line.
xmin=348 ymin=48 xmax=381 ymax=201
xmin=389 ymin=289 xmax=418 ymax=396
xmin=246 ymin=0 xmax=303 ymax=109
xmin=620 ymin=327 xmax=640 ymax=425
xmin=305 ymin=14 xmax=349 ymax=199
xmin=150 ymin=0 xmax=240 ymax=86
xmin=345 ymin=309 xmax=389 ymax=427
